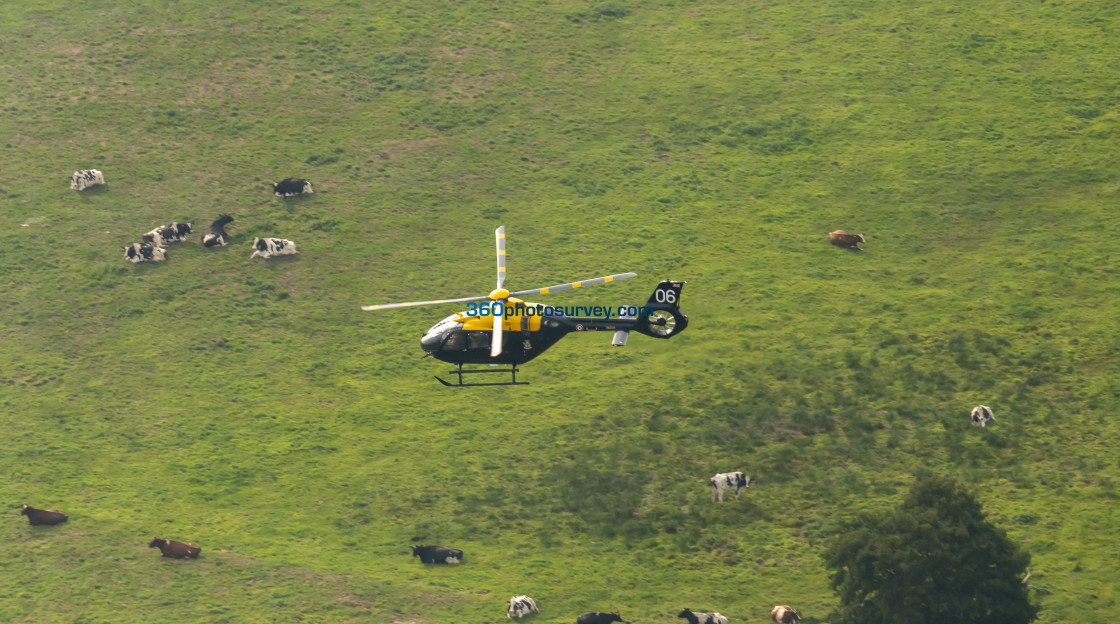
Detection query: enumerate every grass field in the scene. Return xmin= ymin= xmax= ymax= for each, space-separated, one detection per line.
xmin=2 ymin=1 xmax=1119 ymax=622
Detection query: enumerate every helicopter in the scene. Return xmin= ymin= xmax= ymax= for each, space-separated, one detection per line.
xmin=360 ymin=226 xmax=689 ymax=386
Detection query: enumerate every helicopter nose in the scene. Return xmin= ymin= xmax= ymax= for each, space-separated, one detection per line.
xmin=420 ymin=331 xmax=443 ymax=351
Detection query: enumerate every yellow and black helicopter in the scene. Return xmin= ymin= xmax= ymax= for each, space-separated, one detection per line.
xmin=361 ymin=226 xmax=688 ymax=386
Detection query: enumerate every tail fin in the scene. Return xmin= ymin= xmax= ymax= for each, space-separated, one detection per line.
xmin=634 ymin=280 xmax=688 ymax=338
xmin=645 ymin=280 xmax=684 ymax=309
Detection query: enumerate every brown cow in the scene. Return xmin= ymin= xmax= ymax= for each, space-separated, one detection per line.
xmin=149 ymin=537 xmax=201 ymax=558
xmin=771 ymin=605 xmax=802 ymax=624
xmin=21 ymin=504 xmax=68 ymax=526
xmin=829 ymin=230 xmax=865 ymax=250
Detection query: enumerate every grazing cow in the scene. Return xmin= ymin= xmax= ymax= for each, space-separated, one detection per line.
xmin=771 ymin=606 xmax=801 ymax=624
xmin=250 ymin=237 xmax=299 ymax=259
xmin=149 ymin=537 xmax=201 ymax=559
xmin=828 ymin=230 xmax=865 ymax=250
xmin=411 ymin=544 xmax=464 ymax=564
xmin=143 ymin=222 xmax=193 ymax=247
xmin=508 ymin=595 xmax=539 ymax=619
xmin=70 ymin=169 xmax=105 ymax=191
xmin=202 ymin=214 xmax=234 ymax=247
xmin=971 ymin=405 xmax=995 ymax=428
xmin=123 ymin=242 xmax=167 ymax=263
xmin=273 ymin=178 xmax=314 ymax=197
xmin=576 ymin=613 xmax=623 ymax=624
xmin=710 ymin=471 xmax=751 ymax=502
xmin=678 ymin=609 xmax=728 ymax=624
xmin=20 ymin=504 xmax=68 ymax=526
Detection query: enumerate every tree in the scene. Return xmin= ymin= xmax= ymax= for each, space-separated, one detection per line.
xmin=822 ymin=476 xmax=1038 ymax=624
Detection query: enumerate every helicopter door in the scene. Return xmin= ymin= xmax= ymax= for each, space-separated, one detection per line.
xmin=467 ymin=331 xmax=491 ymax=350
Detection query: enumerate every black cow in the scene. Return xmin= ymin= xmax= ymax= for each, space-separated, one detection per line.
xmin=123 ymin=242 xmax=167 ymax=263
xmin=202 ymin=214 xmax=234 ymax=247
xmin=577 ymin=613 xmax=623 ymax=624
xmin=272 ymin=178 xmax=314 ymax=197
xmin=149 ymin=537 xmax=201 ymax=558
xmin=411 ymin=544 xmax=464 ymax=564
xmin=20 ymin=504 xmax=69 ymax=526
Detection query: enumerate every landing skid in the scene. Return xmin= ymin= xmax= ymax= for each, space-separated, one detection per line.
xmin=436 ymin=363 xmax=529 ymax=387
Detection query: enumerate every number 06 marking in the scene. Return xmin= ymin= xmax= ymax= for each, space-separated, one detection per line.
xmin=654 ymin=289 xmax=676 ymax=304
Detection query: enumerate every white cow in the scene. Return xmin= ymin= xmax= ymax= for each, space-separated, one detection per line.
xmin=710 ymin=472 xmax=751 ymax=502
xmin=250 ymin=237 xmax=299 ymax=259
xmin=971 ymin=405 xmax=995 ymax=428
xmin=70 ymin=169 xmax=105 ymax=191
xmin=507 ymin=595 xmax=539 ymax=618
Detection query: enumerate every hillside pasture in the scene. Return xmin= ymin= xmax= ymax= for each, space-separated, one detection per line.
xmin=3 ymin=0 xmax=1120 ymax=622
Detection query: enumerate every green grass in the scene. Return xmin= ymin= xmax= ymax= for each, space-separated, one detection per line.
xmin=2 ymin=0 xmax=1119 ymax=622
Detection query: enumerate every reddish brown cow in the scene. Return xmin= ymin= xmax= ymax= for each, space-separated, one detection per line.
xmin=21 ymin=504 xmax=68 ymax=526
xmin=829 ymin=230 xmax=865 ymax=250
xmin=771 ymin=605 xmax=802 ymax=624
xmin=149 ymin=537 xmax=201 ymax=558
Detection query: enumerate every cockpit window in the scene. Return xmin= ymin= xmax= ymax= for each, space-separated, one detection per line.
xmin=442 ymin=330 xmax=466 ymax=351
xmin=427 ymin=314 xmax=464 ymax=335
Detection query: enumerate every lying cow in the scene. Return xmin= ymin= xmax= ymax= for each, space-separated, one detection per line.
xmin=679 ymin=608 xmax=728 ymax=624
xmin=123 ymin=242 xmax=167 ymax=263
xmin=70 ymin=169 xmax=105 ymax=191
xmin=21 ymin=504 xmax=69 ymax=526
xmin=828 ymin=230 xmax=865 ymax=250
xmin=508 ymin=595 xmax=539 ymax=618
xmin=149 ymin=537 xmax=201 ymax=558
xmin=250 ymin=237 xmax=299 ymax=259
xmin=576 ymin=612 xmax=623 ymax=624
xmin=971 ymin=405 xmax=995 ymax=428
xmin=143 ymin=222 xmax=193 ymax=246
xmin=273 ymin=178 xmax=314 ymax=197
xmin=771 ymin=606 xmax=801 ymax=624
xmin=710 ymin=471 xmax=751 ymax=502
xmin=202 ymin=214 xmax=234 ymax=247
xmin=411 ymin=544 xmax=463 ymax=564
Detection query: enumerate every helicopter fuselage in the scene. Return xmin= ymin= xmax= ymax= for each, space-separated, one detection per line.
xmin=420 ymin=297 xmax=670 ymax=366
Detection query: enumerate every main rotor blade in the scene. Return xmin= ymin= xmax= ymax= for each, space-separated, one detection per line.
xmin=495 ymin=225 xmax=506 ymax=290
xmin=361 ymin=294 xmax=490 ymax=311
xmin=491 ymin=310 xmax=503 ymax=357
xmin=508 ymin=272 xmax=638 ymax=297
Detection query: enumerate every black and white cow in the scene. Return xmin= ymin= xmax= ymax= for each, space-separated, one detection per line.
xmin=679 ymin=608 xmax=728 ymax=624
xmin=576 ymin=612 xmax=623 ymax=624
xmin=70 ymin=169 xmax=105 ymax=191
xmin=202 ymin=214 xmax=234 ymax=247
xmin=143 ymin=222 xmax=193 ymax=247
xmin=123 ymin=242 xmax=167 ymax=263
xmin=250 ymin=237 xmax=299 ymax=259
xmin=970 ymin=405 xmax=995 ymax=428
xmin=710 ymin=471 xmax=751 ymax=502
xmin=411 ymin=544 xmax=463 ymax=564
xmin=272 ymin=178 xmax=314 ymax=197
xmin=508 ymin=595 xmax=539 ymax=619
